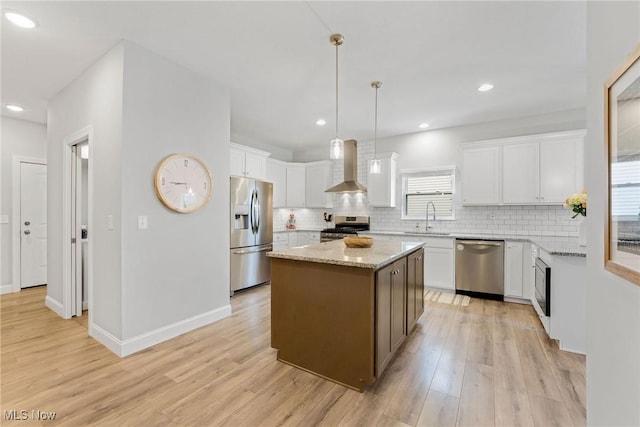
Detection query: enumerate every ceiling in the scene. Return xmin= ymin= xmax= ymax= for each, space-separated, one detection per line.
xmin=1 ymin=1 xmax=587 ymax=153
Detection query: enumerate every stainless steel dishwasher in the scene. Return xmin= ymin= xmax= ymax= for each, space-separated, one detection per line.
xmin=455 ymin=239 xmax=504 ymax=300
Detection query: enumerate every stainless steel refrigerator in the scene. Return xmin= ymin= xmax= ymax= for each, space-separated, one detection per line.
xmin=230 ymin=177 xmax=273 ymax=294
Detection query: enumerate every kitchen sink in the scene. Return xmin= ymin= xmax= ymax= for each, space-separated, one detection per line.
xmin=404 ymin=231 xmax=450 ymax=236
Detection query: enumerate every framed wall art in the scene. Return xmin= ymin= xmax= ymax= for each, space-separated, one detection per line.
xmin=605 ymin=44 xmax=640 ymax=286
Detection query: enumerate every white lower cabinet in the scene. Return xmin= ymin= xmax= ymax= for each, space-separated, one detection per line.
xmin=504 ymin=242 xmax=524 ymax=297
xmin=273 ymin=232 xmax=289 ymax=251
xmin=424 ymin=238 xmax=455 ymax=291
xmin=308 ymin=232 xmax=320 ymax=244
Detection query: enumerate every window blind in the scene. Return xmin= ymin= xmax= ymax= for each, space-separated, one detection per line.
xmin=403 ymin=170 xmax=454 ymax=218
xmin=611 ymin=161 xmax=640 ymax=217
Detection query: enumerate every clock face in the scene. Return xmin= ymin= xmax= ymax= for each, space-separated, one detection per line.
xmin=154 ymin=154 xmax=213 ymax=213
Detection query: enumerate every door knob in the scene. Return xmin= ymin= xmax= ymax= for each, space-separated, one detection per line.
xmin=24 ymin=230 xmax=31 ymax=235
xmin=24 ymin=221 xmax=30 ymax=226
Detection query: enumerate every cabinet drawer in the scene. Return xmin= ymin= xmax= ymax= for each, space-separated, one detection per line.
xmin=308 ymin=232 xmax=321 ymax=243
xmin=424 ymin=238 xmax=454 ymax=249
xmin=273 ymin=232 xmax=289 ymax=243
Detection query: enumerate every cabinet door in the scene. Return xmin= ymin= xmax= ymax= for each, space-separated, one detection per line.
xmin=244 ymin=152 xmax=267 ymax=180
xmin=522 ymin=243 xmax=534 ymax=300
xmin=287 ymin=232 xmax=298 ymax=248
xmin=391 ymin=258 xmax=407 ymax=352
xmin=424 ymin=247 xmax=455 ymax=290
xmin=230 ymin=148 xmax=246 ymax=177
xmin=407 ymin=248 xmax=424 ymax=332
xmin=540 ymin=138 xmax=579 ymax=203
xmin=266 ymin=160 xmax=287 ymax=208
xmin=286 ymin=166 xmax=306 ymax=207
xmin=305 ymin=163 xmax=333 ymax=208
xmin=296 ymin=232 xmax=310 ymax=246
xmin=376 ymin=263 xmax=394 ymax=375
xmin=504 ymin=242 xmax=524 ymax=297
xmin=502 ymin=142 xmax=540 ymax=204
xmin=462 ymin=146 xmax=501 ymax=205
xmin=308 ymin=232 xmax=320 ymax=244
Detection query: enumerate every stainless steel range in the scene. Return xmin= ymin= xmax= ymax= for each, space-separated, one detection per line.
xmin=320 ymin=216 xmax=370 ymax=242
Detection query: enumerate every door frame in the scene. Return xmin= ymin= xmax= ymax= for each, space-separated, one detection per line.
xmin=11 ymin=156 xmax=47 ymax=293
xmin=62 ymin=126 xmax=94 ymax=319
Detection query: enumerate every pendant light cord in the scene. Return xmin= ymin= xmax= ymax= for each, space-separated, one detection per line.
xmin=374 ymin=84 xmax=378 ymax=158
xmin=335 ymin=42 xmax=339 ymax=140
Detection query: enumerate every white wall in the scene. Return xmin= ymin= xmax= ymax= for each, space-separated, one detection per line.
xmin=48 ymin=41 xmax=231 ymax=354
xmin=0 ymin=117 xmax=47 ymax=292
xmin=586 ymin=2 xmax=640 ymax=425
xmin=48 ymin=43 xmax=125 ymax=336
xmin=120 ymin=42 xmax=230 ymax=340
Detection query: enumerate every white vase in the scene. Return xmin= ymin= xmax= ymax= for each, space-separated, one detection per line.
xmin=578 ymin=220 xmax=587 ymax=247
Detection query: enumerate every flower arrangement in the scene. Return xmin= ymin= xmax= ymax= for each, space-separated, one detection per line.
xmin=564 ymin=190 xmax=587 ymax=218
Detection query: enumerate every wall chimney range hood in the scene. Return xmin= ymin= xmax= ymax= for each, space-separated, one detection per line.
xmin=325 ymin=139 xmax=367 ymax=193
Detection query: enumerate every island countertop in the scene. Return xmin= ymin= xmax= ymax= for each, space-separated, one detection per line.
xmin=267 ymin=238 xmax=424 ymax=269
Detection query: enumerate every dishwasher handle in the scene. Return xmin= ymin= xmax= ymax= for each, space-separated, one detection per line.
xmin=457 ymin=240 xmax=503 ymax=247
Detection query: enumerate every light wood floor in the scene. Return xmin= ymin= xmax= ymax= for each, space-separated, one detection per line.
xmin=1 ymin=285 xmax=585 ymax=426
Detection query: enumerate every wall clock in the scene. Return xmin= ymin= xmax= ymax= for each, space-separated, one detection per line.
xmin=154 ymin=153 xmax=213 ymax=213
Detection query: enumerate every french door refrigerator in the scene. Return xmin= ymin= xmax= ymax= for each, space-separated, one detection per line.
xmin=230 ymin=177 xmax=273 ymax=294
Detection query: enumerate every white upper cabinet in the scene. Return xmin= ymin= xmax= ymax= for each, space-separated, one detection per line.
xmin=463 ymin=130 xmax=584 ymax=206
xmin=305 ymin=161 xmax=333 ymax=208
xmin=462 ymin=146 xmax=501 ymax=205
xmin=286 ymin=165 xmax=306 ymax=207
xmin=229 ymin=142 xmax=270 ymax=180
xmin=266 ymin=159 xmax=287 ymax=208
xmin=368 ymin=152 xmax=399 ymax=207
xmin=503 ymin=142 xmax=540 ymax=203
xmin=539 ymin=136 xmax=582 ymax=203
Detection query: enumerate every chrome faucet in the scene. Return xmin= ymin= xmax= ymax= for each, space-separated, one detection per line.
xmin=425 ymin=201 xmax=436 ymax=232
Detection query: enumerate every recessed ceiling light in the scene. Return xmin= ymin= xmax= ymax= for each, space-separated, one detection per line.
xmin=4 ymin=11 xmax=37 ymax=29
xmin=478 ymin=83 xmax=494 ymax=92
xmin=5 ymin=104 xmax=24 ymax=112
xmin=315 ymin=119 xmax=326 ymax=126
xmin=419 ymin=123 xmax=430 ymax=129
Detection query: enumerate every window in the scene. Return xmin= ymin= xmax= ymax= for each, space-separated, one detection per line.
xmin=611 ymin=160 xmax=640 ymax=218
xmin=402 ymin=168 xmax=455 ymax=220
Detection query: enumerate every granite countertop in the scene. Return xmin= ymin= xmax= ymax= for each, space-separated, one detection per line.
xmin=267 ymin=238 xmax=425 ymax=269
xmin=273 ymin=228 xmax=324 ymax=233
xmin=362 ymin=231 xmax=586 ymax=257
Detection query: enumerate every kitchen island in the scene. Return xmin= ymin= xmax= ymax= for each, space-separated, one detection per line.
xmin=267 ymin=239 xmax=424 ymax=391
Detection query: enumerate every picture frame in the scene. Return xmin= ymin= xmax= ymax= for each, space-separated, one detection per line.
xmin=605 ymin=44 xmax=640 ymax=286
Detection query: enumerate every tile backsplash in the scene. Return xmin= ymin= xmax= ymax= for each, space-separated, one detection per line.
xmin=275 ymin=138 xmax=582 ymax=237
xmin=274 ymin=204 xmax=582 ymax=237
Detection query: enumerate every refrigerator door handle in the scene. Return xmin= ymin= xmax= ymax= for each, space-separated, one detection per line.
xmin=232 ymin=244 xmax=273 ymax=255
xmin=249 ymin=189 xmax=256 ymax=234
xmin=255 ymin=190 xmax=261 ymax=233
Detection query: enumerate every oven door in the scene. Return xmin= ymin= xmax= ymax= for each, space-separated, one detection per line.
xmin=534 ymin=258 xmax=551 ymax=316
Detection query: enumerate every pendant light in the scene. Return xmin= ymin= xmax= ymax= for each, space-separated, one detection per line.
xmin=329 ymin=34 xmax=344 ymax=160
xmin=369 ymin=81 xmax=382 ymax=174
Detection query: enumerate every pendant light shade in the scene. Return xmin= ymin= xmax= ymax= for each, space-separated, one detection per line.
xmin=329 ymin=34 xmax=344 ymax=160
xmin=369 ymin=81 xmax=382 ymax=174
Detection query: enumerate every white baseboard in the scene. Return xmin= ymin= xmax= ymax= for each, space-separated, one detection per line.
xmin=89 ymin=323 xmax=124 ymax=356
xmin=0 ymin=284 xmax=14 ymax=295
xmin=504 ymin=296 xmax=532 ymax=305
xmin=45 ymin=296 xmax=65 ymax=318
xmin=89 ymin=304 xmax=232 ymax=357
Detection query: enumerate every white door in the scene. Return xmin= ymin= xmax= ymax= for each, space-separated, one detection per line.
xmin=20 ymin=162 xmax=47 ymax=288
